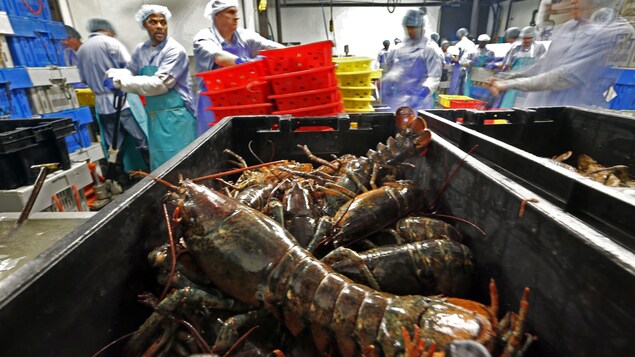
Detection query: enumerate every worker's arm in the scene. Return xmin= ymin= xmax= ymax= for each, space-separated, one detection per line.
xmin=495 ymin=70 xmax=575 ymax=92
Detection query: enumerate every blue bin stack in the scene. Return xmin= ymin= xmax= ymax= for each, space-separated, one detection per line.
xmin=609 ymin=69 xmax=635 ymax=110
xmin=0 ymin=0 xmax=95 ymax=155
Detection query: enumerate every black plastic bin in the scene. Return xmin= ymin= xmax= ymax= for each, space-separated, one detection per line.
xmin=0 ymin=114 xmax=633 ymax=357
xmin=0 ymin=118 xmax=74 ymax=189
xmin=422 ymin=107 xmax=635 ymax=251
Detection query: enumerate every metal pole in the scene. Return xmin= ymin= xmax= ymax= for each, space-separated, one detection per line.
xmin=276 ymin=0 xmax=283 ymax=43
xmin=505 ymin=0 xmax=514 ymax=30
xmin=470 ymin=0 xmax=480 ymax=36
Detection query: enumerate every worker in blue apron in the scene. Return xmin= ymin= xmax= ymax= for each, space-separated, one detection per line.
xmin=498 ymin=26 xmax=547 ymax=108
xmin=460 ymin=34 xmax=495 ymax=98
xmin=106 ymin=5 xmax=196 ymax=171
xmin=193 ymin=0 xmax=284 ymax=136
xmin=381 ymin=9 xmax=442 ymax=112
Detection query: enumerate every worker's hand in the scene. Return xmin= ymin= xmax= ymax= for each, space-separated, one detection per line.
xmin=103 ymin=77 xmax=117 ymax=91
xmin=489 ymin=81 xmax=507 ymax=97
xmin=418 ymin=87 xmax=431 ymax=99
xmin=235 ymin=55 xmax=266 ymax=65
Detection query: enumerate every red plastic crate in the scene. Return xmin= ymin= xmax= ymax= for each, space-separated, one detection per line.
xmin=272 ymin=101 xmax=343 ymax=117
xmin=259 ymin=41 xmax=333 ymax=75
xmin=438 ymin=95 xmax=486 ymax=109
xmin=206 ymin=103 xmax=273 ymax=123
xmin=196 ymin=61 xmax=268 ymax=92
xmin=269 ymin=86 xmax=341 ymax=111
xmin=264 ymin=65 xmax=338 ymax=95
xmin=202 ymin=81 xmax=271 ymax=107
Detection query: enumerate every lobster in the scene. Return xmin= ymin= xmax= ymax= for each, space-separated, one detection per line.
xmin=144 ymin=179 xmax=530 ymax=356
xmin=322 ymin=239 xmax=475 ymax=297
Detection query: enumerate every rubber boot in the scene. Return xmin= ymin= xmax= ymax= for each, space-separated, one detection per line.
xmin=139 ymin=148 xmax=151 ymax=169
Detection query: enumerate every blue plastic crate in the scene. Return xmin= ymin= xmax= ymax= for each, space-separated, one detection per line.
xmin=6 ymin=16 xmax=64 ymax=66
xmin=0 ymin=67 xmax=33 ymax=119
xmin=609 ymin=69 xmax=635 ymax=110
xmin=42 ymin=107 xmax=94 ymax=152
xmin=6 ymin=0 xmax=51 ymax=20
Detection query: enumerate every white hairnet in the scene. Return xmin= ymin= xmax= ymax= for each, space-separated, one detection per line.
xmin=87 ymin=18 xmax=116 ymax=34
xmin=477 ymin=34 xmax=491 ymax=42
xmin=135 ymin=4 xmax=172 ymax=29
xmin=456 ymin=28 xmax=469 ymax=38
xmin=204 ymin=0 xmax=239 ymax=20
xmin=519 ymin=26 xmax=536 ymax=38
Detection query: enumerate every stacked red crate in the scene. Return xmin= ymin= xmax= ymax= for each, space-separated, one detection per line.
xmin=260 ymin=41 xmax=343 ymax=117
xmin=195 ymin=60 xmax=272 ymax=125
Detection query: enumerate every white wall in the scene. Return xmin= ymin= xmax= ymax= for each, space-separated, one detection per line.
xmin=491 ymin=0 xmax=541 ymax=38
xmin=269 ymin=6 xmax=440 ymax=59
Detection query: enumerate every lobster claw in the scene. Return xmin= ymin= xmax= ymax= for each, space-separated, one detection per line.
xmin=394 ymin=106 xmax=432 ymax=152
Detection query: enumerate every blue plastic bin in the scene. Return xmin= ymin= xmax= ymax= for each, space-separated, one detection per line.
xmin=609 ymin=69 xmax=635 ymax=110
xmin=42 ymin=106 xmax=93 ymax=153
xmin=4 ymin=0 xmax=51 ymax=20
xmin=0 ymin=67 xmax=33 ymax=119
xmin=6 ymin=16 xmax=64 ymax=66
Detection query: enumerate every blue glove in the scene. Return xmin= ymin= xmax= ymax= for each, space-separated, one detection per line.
xmin=235 ymin=55 xmax=266 ymax=65
xmin=103 ymin=77 xmax=116 ymax=91
xmin=418 ymin=87 xmax=431 ymax=99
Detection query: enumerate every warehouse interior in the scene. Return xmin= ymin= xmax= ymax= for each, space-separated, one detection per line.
xmin=0 ymin=0 xmax=634 ymax=356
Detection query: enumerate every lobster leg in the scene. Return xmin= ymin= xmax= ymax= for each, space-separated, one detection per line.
xmin=321 ymin=247 xmax=382 ymax=291
xmin=213 ymin=308 xmax=270 ymax=355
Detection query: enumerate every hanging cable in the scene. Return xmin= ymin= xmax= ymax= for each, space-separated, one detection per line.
xmin=320 ymin=0 xmax=330 ymax=41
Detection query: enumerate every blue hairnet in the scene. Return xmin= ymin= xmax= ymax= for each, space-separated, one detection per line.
xmin=402 ymin=9 xmax=424 ymax=28
xmin=87 ymin=18 xmax=116 ymax=34
xmin=383 ymin=40 xmax=390 ymax=46
xmin=64 ymin=25 xmax=81 ymax=40
xmin=135 ymin=4 xmax=172 ymax=29
xmin=504 ymin=27 xmax=521 ymax=39
xmin=430 ymin=32 xmax=440 ymax=42
xmin=519 ymin=26 xmax=536 ymax=38
xmin=456 ymin=27 xmax=469 ymax=38
xmin=441 ymin=40 xmax=450 ymax=47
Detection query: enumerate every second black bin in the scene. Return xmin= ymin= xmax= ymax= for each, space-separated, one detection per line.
xmin=0 ymin=113 xmax=633 ymax=356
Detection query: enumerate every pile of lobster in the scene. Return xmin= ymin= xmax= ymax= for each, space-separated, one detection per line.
xmin=123 ymin=107 xmax=535 ymax=357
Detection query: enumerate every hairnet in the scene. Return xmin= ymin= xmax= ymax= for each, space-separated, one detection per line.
xmin=504 ymin=27 xmax=521 ymax=39
xmin=383 ymin=40 xmax=390 ymax=46
xmin=402 ymin=9 xmax=424 ymax=28
xmin=430 ymin=32 xmax=440 ymax=42
xmin=64 ymin=25 xmax=81 ymax=40
xmin=87 ymin=18 xmax=116 ymax=34
xmin=441 ymin=40 xmax=450 ymax=47
xmin=477 ymin=34 xmax=491 ymax=42
xmin=456 ymin=27 xmax=469 ymax=38
xmin=447 ymin=45 xmax=460 ymax=56
xmin=519 ymin=26 xmax=535 ymax=38
xmin=204 ymin=0 xmax=239 ymax=20
xmin=135 ymin=5 xmax=172 ymax=29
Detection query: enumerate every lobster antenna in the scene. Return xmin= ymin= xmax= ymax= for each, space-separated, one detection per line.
xmin=172 ymin=318 xmax=213 ymax=354
xmin=428 ymin=145 xmax=478 ymax=211
xmin=191 ymin=160 xmax=286 ymax=182
xmin=159 ymin=203 xmax=178 ymax=301
xmin=91 ymin=331 xmax=137 ymax=357
xmin=248 ymin=140 xmax=266 ymax=164
xmin=130 ymin=170 xmax=178 ymax=190
xmin=424 ymin=213 xmax=486 ymax=236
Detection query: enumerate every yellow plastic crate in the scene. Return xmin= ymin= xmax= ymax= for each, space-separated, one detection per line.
xmin=332 ymin=56 xmax=373 ymax=73
xmin=345 ymin=107 xmax=375 ymax=113
xmin=370 ymin=69 xmax=383 ymax=79
xmin=339 ymin=85 xmax=376 ymax=99
xmin=343 ymin=96 xmax=375 ymax=111
xmin=75 ymin=88 xmax=95 ymax=107
xmin=438 ymin=94 xmax=484 ymax=109
xmin=336 ymin=70 xmax=376 ymax=87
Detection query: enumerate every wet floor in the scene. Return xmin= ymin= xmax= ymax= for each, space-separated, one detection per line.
xmin=0 ymin=217 xmax=87 ymax=281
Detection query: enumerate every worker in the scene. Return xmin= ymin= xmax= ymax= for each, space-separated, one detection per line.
xmin=61 ymin=25 xmax=82 ymax=66
xmin=105 ymin=4 xmax=196 ymax=171
xmin=454 ymin=27 xmax=475 ymax=95
xmin=501 ymin=27 xmax=546 ymax=71
xmin=430 ymin=32 xmax=440 ymax=44
xmin=460 ymin=34 xmax=494 ymax=97
xmin=489 ymin=0 xmax=635 ymax=108
xmin=447 ymin=45 xmax=462 ymax=94
xmin=503 ymin=27 xmax=521 ymax=44
xmin=381 ymin=9 xmax=441 ymax=111
xmin=193 ymin=0 xmax=284 ymax=135
xmin=377 ymin=39 xmax=390 ymax=71
xmin=441 ymin=40 xmax=451 ymax=63
xmin=77 ymin=19 xmax=149 ymax=180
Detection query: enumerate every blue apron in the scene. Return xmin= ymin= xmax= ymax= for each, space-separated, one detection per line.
xmin=464 ymin=55 xmax=491 ymax=97
xmin=196 ymin=38 xmax=251 ymax=136
xmin=381 ymin=46 xmax=435 ymax=111
xmin=141 ymin=65 xmax=197 ymax=171
xmin=448 ymin=62 xmax=461 ymax=95
xmin=499 ymin=57 xmax=535 ymax=108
